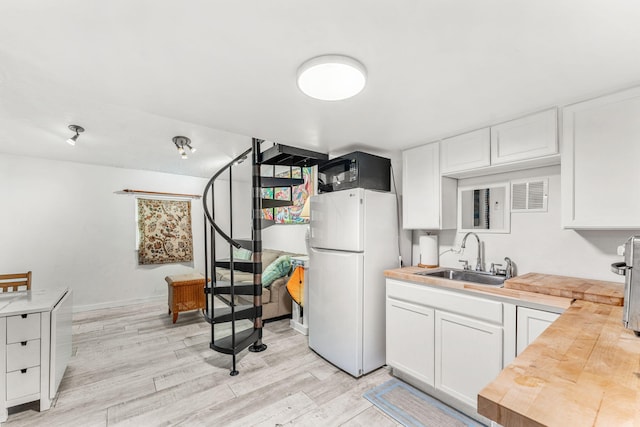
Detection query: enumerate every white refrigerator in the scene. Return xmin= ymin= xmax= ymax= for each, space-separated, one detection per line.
xmin=308 ymin=188 xmax=399 ymax=377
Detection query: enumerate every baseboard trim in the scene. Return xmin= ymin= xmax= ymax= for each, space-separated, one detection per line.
xmin=74 ymin=295 xmax=165 ymax=313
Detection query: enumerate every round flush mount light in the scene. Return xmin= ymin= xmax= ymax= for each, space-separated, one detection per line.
xmin=297 ymin=55 xmax=367 ymax=101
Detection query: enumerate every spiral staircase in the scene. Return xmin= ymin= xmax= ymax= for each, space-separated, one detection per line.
xmin=202 ymin=138 xmax=327 ymax=375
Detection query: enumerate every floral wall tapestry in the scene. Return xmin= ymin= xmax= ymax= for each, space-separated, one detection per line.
xmin=261 ymin=166 xmax=314 ymax=224
xmin=137 ymin=198 xmax=193 ymax=265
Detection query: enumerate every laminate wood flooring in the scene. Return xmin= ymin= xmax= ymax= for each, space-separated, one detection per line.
xmin=5 ymin=301 xmax=400 ymax=426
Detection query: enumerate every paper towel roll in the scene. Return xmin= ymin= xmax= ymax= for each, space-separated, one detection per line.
xmin=419 ymin=235 xmax=438 ymax=267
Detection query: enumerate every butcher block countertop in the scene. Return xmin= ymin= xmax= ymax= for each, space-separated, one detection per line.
xmin=384 ymin=267 xmax=574 ymax=311
xmin=478 ymin=301 xmax=640 ymax=427
xmin=504 ymin=272 xmax=624 ymax=306
xmin=384 ymin=267 xmax=632 ymax=426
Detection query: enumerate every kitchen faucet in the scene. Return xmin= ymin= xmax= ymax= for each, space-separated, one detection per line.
xmin=460 ymin=232 xmax=483 ymax=272
xmin=503 ymin=257 xmax=514 ymax=279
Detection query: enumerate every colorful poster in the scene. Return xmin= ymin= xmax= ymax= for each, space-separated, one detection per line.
xmin=261 ymin=167 xmax=314 ymax=224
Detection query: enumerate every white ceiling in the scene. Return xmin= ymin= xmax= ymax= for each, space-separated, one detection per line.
xmin=1 ymin=1 xmax=639 ymax=178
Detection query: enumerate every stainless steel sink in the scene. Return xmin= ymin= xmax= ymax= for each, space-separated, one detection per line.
xmin=415 ymin=268 xmax=506 ymax=287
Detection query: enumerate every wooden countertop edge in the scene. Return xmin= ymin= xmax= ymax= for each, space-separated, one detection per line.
xmin=477 ymin=394 xmax=546 ymax=427
xmin=505 ymin=272 xmax=624 ymax=306
xmin=384 ymin=267 xmax=573 ymax=310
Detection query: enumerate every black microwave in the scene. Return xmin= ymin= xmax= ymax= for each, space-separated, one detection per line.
xmin=317 ymin=151 xmax=391 ymax=193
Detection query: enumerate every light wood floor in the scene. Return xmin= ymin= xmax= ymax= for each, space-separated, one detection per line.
xmin=5 ymin=301 xmax=401 ymax=426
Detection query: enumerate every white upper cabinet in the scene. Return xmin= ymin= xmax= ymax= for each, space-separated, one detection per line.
xmin=402 ymin=142 xmax=457 ymax=230
xmin=491 ymin=109 xmax=558 ymax=165
xmin=440 ymin=109 xmax=560 ymax=178
xmin=562 ymin=87 xmax=640 ymax=229
xmin=440 ymin=128 xmax=490 ymax=174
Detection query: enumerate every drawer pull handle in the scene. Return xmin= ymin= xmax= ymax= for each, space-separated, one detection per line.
xmin=21 ymin=341 xmax=27 ymax=346
xmin=21 ymin=314 xmax=27 ymax=319
xmin=21 ymin=369 xmax=27 ymax=374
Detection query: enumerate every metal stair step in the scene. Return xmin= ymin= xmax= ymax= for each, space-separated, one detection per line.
xmin=261 ymin=199 xmax=294 ymax=209
xmin=260 ymin=177 xmax=304 ymax=187
xmin=211 ymin=328 xmax=260 ymax=355
xmin=212 ymin=304 xmax=261 ymax=323
xmin=260 ymin=144 xmax=328 ymax=167
xmin=215 ymin=259 xmax=259 ymax=273
xmin=260 ymin=219 xmax=275 ymax=229
xmin=210 ymin=282 xmax=261 ymax=296
xmin=233 ymin=239 xmax=253 ymax=250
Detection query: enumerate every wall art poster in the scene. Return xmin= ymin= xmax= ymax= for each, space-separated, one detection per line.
xmin=261 ymin=167 xmax=314 ymax=224
xmin=137 ymin=198 xmax=193 ymax=265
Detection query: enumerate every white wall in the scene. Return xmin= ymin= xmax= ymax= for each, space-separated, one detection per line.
xmin=414 ymin=165 xmax=634 ymax=283
xmin=0 ymin=153 xmax=244 ymax=311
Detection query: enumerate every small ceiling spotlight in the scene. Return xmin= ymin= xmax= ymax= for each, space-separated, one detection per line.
xmin=297 ymin=54 xmax=367 ymax=101
xmin=66 ymin=125 xmax=85 ymax=146
xmin=173 ymin=136 xmax=195 ymax=159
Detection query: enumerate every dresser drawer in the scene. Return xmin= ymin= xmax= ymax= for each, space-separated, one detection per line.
xmin=6 ymin=313 xmax=41 ymax=344
xmin=6 ymin=339 xmax=41 ymax=372
xmin=6 ymin=366 xmax=40 ymax=400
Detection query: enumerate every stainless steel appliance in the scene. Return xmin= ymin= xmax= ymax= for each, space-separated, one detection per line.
xmin=611 ymin=236 xmax=640 ymax=336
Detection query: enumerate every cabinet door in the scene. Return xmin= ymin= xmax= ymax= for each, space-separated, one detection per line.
xmin=516 ymin=307 xmax=559 ymax=355
xmin=402 ymin=143 xmax=456 ymax=230
xmin=435 ymin=311 xmax=503 ymax=409
xmin=562 ymin=87 xmax=640 ymax=228
xmin=441 ymin=128 xmax=491 ymax=174
xmin=386 ymin=297 xmax=435 ymax=386
xmin=50 ymin=289 xmax=73 ymax=399
xmin=491 ymin=109 xmax=558 ymax=165
xmin=402 ymin=142 xmax=440 ymax=229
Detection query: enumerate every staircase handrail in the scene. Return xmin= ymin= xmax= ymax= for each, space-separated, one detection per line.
xmin=202 ymin=146 xmax=254 ymax=249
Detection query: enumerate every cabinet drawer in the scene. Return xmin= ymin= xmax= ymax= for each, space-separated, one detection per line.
xmin=6 ymin=366 xmax=40 ymax=400
xmin=387 ymin=279 xmax=503 ymax=324
xmin=7 ymin=313 xmax=41 ymax=344
xmin=7 ymin=339 xmax=41 ymax=372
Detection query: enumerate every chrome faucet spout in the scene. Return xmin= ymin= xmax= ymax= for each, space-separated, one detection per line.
xmin=461 ymin=232 xmax=483 ymax=272
xmin=504 ymin=257 xmax=514 ymax=279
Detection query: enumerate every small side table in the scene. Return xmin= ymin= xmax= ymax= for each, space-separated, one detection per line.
xmin=165 ymin=273 xmax=207 ymax=323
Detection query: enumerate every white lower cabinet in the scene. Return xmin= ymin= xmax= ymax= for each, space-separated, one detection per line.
xmin=516 ymin=306 xmax=559 ymax=355
xmin=0 ymin=288 xmax=72 ymax=423
xmin=386 ymin=298 xmax=435 ymax=386
xmin=435 ymin=311 xmax=503 ymax=408
xmin=386 ymin=278 xmax=515 ymax=417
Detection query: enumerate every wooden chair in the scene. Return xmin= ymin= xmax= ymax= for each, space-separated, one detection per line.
xmin=0 ymin=271 xmax=32 ymax=293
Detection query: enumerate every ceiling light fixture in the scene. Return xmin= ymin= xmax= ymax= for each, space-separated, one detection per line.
xmin=296 ymin=55 xmax=367 ymax=101
xmin=173 ymin=136 xmax=195 ymax=159
xmin=66 ymin=125 xmax=85 ymax=146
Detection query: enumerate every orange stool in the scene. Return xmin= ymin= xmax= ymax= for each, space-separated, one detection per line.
xmin=165 ymin=273 xmax=207 ymax=323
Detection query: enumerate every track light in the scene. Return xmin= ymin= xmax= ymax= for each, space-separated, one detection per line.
xmin=173 ymin=136 xmax=194 ymax=159
xmin=66 ymin=125 xmax=85 ymax=146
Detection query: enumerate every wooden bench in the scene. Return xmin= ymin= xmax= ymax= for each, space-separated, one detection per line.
xmin=165 ymin=273 xmax=207 ymax=323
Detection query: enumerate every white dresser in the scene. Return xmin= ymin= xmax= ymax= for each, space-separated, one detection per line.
xmin=0 ymin=288 xmax=72 ymax=423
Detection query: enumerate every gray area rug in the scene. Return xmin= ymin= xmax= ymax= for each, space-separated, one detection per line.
xmin=363 ymin=379 xmax=485 ymax=427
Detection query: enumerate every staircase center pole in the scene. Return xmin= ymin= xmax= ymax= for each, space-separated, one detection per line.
xmin=249 ymin=137 xmax=267 ymax=353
